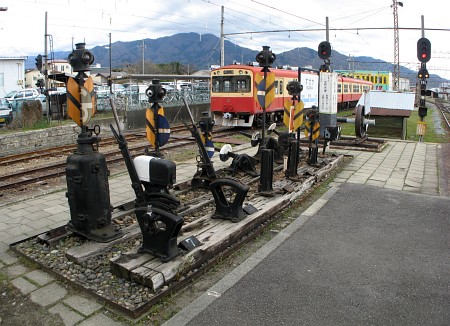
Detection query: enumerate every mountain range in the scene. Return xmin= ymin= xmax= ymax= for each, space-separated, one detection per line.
xmin=25 ymin=32 xmax=446 ymax=88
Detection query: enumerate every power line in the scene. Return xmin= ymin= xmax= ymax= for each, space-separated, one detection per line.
xmin=224 ymin=26 xmax=450 ymax=37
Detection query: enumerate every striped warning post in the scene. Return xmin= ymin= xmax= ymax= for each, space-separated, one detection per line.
xmin=66 ymin=76 xmax=96 ymax=127
xmin=200 ymin=133 xmax=215 ymax=158
xmin=283 ymin=99 xmax=304 ymax=131
xmin=254 ymin=72 xmax=276 ymax=109
xmin=304 ymin=121 xmax=321 ymax=141
xmin=146 ymin=104 xmax=170 ymax=147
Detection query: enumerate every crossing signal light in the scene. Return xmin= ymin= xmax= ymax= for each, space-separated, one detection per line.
xmin=318 ymin=41 xmax=331 ymax=60
xmin=417 ymin=37 xmax=431 ymax=63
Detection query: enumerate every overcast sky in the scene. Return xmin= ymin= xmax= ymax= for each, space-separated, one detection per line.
xmin=0 ymin=0 xmax=448 ymax=79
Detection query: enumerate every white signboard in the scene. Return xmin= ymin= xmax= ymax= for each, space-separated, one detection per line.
xmin=319 ymin=72 xmax=338 ymax=115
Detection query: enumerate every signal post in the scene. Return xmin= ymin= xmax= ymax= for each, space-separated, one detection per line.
xmin=416 ymin=35 xmax=431 ymax=142
xmin=65 ymin=42 xmax=122 ymax=242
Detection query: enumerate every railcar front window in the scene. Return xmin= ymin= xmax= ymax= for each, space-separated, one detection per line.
xmin=211 ymin=76 xmax=251 ymax=93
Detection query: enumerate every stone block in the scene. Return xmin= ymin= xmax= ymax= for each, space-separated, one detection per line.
xmin=11 ymin=277 xmax=37 ymax=294
xmin=25 ymin=269 xmax=55 ymax=286
xmin=30 ymin=282 xmax=68 ymax=307
xmin=63 ymin=295 xmax=103 ymax=316
xmin=49 ymin=303 xmax=84 ymax=326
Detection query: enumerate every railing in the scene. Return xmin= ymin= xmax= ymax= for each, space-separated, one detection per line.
xmin=96 ymin=90 xmax=210 ymax=112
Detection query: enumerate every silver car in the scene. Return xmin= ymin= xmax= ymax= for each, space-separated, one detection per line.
xmin=5 ymin=88 xmax=41 ymax=110
xmin=0 ymin=98 xmax=13 ymax=126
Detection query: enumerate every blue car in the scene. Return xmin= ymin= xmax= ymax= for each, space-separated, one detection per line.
xmin=0 ymin=98 xmax=13 ymax=126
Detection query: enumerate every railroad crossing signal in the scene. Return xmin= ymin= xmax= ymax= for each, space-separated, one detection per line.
xmin=417 ymin=37 xmax=431 ymax=63
xmin=66 ymin=76 xmax=96 ymax=127
xmin=318 ymin=41 xmax=331 ymax=60
xmin=254 ymin=72 xmax=276 ymax=109
xmin=283 ymin=99 xmax=304 ymax=131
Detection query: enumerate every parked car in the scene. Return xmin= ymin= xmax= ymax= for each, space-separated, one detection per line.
xmin=5 ymin=88 xmax=40 ymax=102
xmin=5 ymin=88 xmax=41 ymax=111
xmin=0 ymin=98 xmax=13 ymax=126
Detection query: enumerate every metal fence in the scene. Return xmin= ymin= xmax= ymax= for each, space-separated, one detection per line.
xmin=96 ymin=90 xmax=210 ymax=111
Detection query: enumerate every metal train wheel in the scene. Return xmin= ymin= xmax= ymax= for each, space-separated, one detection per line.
xmin=355 ymin=105 xmax=367 ymax=138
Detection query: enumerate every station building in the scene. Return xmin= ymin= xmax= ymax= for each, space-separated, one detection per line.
xmin=334 ymin=70 xmax=410 ymax=92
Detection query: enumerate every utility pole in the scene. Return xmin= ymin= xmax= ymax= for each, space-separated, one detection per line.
xmin=139 ymin=40 xmax=146 ymax=74
xmin=109 ymin=32 xmax=112 ymax=94
xmin=392 ymin=0 xmax=403 ymax=91
xmin=44 ymin=12 xmax=50 ymax=121
xmin=220 ymin=6 xmax=224 ymax=66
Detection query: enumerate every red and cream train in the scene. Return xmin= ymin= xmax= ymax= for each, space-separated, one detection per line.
xmin=210 ymin=64 xmax=373 ymax=127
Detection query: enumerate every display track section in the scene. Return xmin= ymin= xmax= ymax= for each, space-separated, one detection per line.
xmin=10 ymin=154 xmax=344 ymax=318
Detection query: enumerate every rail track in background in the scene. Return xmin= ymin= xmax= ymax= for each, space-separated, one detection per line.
xmin=0 ymin=126 xmax=246 ymax=195
xmin=434 ymin=99 xmax=450 ymax=131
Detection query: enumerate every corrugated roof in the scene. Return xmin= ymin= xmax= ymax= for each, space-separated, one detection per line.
xmin=357 ymin=90 xmax=415 ymax=111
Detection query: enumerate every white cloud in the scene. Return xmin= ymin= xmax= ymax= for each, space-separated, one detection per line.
xmin=0 ymin=0 xmax=448 ymax=79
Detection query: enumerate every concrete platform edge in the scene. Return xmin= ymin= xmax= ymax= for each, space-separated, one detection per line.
xmin=162 ymin=185 xmax=341 ymax=326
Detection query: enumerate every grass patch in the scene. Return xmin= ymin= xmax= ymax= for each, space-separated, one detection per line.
xmin=405 ymin=107 xmax=449 ymax=143
xmin=337 ymin=103 xmax=449 ymax=143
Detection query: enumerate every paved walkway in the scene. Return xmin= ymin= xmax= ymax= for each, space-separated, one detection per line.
xmin=0 ymin=140 xmax=448 ymax=325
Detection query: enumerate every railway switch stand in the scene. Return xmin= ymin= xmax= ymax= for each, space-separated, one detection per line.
xmin=133 ymin=155 xmax=180 ymax=212
xmin=65 ymin=43 xmax=122 ymax=243
xmin=286 ymin=139 xmax=301 ymax=179
xmin=322 ymin=125 xmax=342 ymax=154
xmin=183 ymin=111 xmax=217 ymax=187
xmin=267 ymin=123 xmax=301 ymax=179
xmin=66 ymin=125 xmax=123 ymax=242
xmin=198 ymin=111 xmax=216 ymax=159
xmin=251 ymin=130 xmax=284 ymax=164
xmin=183 ymin=98 xmax=249 ymax=222
xmin=305 ymin=107 xmax=320 ymax=165
xmin=259 ymin=149 xmax=274 ymax=194
xmin=219 ymin=144 xmax=258 ymax=177
xmin=267 ymin=123 xmax=296 ymax=163
xmin=110 ymin=98 xmax=183 ymax=262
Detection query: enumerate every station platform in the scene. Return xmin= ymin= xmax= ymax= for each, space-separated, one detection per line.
xmin=0 ymin=140 xmax=449 ymax=325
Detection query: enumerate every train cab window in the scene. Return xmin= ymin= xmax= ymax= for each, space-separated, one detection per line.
xmin=236 ymin=78 xmax=250 ymax=92
xmin=223 ymin=80 xmax=232 ymax=92
xmin=211 ymin=76 xmax=251 ymax=93
xmin=212 ymin=80 xmax=220 ymax=93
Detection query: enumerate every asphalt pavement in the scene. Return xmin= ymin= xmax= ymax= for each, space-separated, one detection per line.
xmin=164 ymin=182 xmax=450 ymax=326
